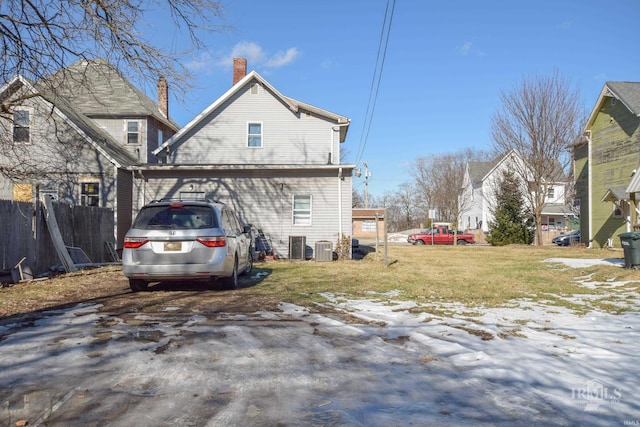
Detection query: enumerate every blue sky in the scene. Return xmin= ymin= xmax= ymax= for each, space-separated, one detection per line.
xmin=147 ymin=0 xmax=640 ymax=199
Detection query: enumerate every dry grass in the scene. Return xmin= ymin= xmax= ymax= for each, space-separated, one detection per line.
xmin=1 ymin=244 xmax=638 ymax=318
xmin=255 ymin=244 xmax=639 ymax=314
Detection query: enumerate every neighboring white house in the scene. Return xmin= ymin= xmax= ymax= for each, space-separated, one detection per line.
xmin=459 ymin=150 xmax=573 ymax=234
xmin=135 ymin=59 xmax=354 ymax=259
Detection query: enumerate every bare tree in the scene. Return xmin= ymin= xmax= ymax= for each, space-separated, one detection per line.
xmin=0 ymin=0 xmax=226 ymax=111
xmin=411 ymin=148 xmax=489 ymax=227
xmin=352 ymin=187 xmax=365 ymax=208
xmin=490 ymin=70 xmax=583 ymax=245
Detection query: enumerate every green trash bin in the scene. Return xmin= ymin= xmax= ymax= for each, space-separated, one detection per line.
xmin=618 ymin=232 xmax=640 ymax=268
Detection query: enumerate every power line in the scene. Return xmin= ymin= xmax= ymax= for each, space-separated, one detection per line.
xmin=355 ymin=0 xmax=396 ymax=166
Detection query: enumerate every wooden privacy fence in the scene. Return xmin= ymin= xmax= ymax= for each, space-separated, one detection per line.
xmin=0 ymin=199 xmax=116 ymax=277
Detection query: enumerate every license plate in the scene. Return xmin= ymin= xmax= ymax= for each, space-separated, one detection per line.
xmin=164 ymin=241 xmax=181 ymax=251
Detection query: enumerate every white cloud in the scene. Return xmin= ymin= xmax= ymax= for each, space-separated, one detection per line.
xmin=460 ymin=41 xmax=472 ymax=56
xmin=185 ymin=51 xmax=216 ymax=73
xmin=220 ymin=42 xmax=299 ymax=69
xmin=227 ymin=41 xmax=268 ymax=66
xmin=557 ymin=20 xmax=572 ymax=30
xmin=264 ymin=47 xmax=300 ymax=67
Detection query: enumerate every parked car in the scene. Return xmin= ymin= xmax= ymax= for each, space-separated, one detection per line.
xmin=408 ymin=225 xmax=476 ymax=245
xmin=552 ymin=230 xmax=580 ymax=246
xmin=122 ymin=200 xmax=253 ymax=292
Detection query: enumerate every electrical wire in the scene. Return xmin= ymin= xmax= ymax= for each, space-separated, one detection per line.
xmin=354 ymin=0 xmax=396 ymax=166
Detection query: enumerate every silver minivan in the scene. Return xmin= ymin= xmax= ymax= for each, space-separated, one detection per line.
xmin=122 ymin=200 xmax=252 ymax=292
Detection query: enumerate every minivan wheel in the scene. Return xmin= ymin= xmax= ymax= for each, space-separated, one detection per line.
xmin=242 ymin=251 xmax=253 ymax=276
xmin=129 ymin=279 xmax=148 ymax=292
xmin=222 ymin=257 xmax=238 ymax=290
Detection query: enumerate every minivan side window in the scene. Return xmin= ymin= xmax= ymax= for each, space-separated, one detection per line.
xmin=222 ymin=210 xmax=241 ymax=235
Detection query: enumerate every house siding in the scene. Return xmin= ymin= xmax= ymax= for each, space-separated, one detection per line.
xmin=135 ymin=168 xmax=352 ymax=258
xmin=589 ymin=100 xmax=640 ymax=247
xmin=167 ymin=82 xmax=339 ymax=166
xmin=573 ymin=142 xmax=589 ymax=241
xmin=0 ymin=94 xmax=117 ymax=207
xmin=91 ymin=116 xmax=148 ymax=163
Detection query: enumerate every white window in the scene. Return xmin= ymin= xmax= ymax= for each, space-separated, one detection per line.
xmin=13 ymin=109 xmax=30 ymax=143
xmin=80 ymin=182 xmax=100 ymax=207
xmin=250 ymin=83 xmax=259 ymax=95
xmin=158 ymin=129 xmax=163 ymax=148
xmin=547 ymin=187 xmax=555 ymax=199
xmin=292 ymin=195 xmax=311 ymax=225
xmin=248 ymin=122 xmax=262 ymax=148
xmin=126 ymin=120 xmax=140 ymax=144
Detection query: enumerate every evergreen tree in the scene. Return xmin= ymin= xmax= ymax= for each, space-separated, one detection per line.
xmin=487 ymin=169 xmax=534 ymax=246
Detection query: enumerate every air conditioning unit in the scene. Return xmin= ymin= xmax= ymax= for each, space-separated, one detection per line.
xmin=289 ymin=236 xmax=306 ymax=260
xmin=315 ymin=241 xmax=333 ymax=262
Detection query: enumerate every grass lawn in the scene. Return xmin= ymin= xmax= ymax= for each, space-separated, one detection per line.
xmin=1 ymin=244 xmax=638 ymax=318
xmin=254 ymin=244 xmax=640 ymax=315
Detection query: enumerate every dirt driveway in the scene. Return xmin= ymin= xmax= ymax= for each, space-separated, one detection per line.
xmin=0 ymin=266 xmax=638 ymax=426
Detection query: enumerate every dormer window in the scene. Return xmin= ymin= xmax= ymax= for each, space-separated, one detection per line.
xmin=13 ymin=109 xmax=30 ymax=143
xmin=126 ymin=120 xmax=140 ymax=144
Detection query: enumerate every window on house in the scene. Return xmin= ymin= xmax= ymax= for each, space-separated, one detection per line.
xmin=573 ymin=198 xmax=581 ymax=209
xmin=613 ymin=203 xmax=623 ymax=219
xmin=292 ymin=195 xmax=311 ymax=225
xmin=248 ymin=122 xmax=262 ymax=148
xmin=547 ymin=187 xmax=555 ymax=199
xmin=81 ymin=182 xmax=100 ymax=207
xmin=158 ymin=129 xmax=163 ymax=148
xmin=250 ymin=83 xmax=259 ymax=95
xmin=126 ymin=121 xmax=140 ymax=144
xmin=13 ymin=109 xmax=30 ymax=143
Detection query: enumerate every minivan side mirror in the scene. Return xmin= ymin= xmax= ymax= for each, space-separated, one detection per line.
xmin=242 ymin=225 xmax=251 ymax=235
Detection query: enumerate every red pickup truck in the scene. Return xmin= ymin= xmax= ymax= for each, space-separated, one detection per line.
xmin=407 ymin=226 xmax=475 ymax=245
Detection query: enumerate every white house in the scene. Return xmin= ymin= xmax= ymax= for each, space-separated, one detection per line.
xmin=135 ymin=59 xmax=355 ymax=258
xmin=459 ymin=150 xmax=572 ymax=234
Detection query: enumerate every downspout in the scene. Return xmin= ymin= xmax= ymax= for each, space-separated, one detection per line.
xmin=338 ymin=167 xmax=343 ymax=238
xmin=587 ymin=133 xmax=593 ymax=248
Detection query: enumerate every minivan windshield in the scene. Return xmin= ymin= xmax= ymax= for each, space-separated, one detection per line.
xmin=133 ymin=205 xmax=218 ymax=229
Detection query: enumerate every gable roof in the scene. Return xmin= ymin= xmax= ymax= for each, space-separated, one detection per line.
xmin=37 ymin=58 xmax=179 ymax=130
xmin=1 ymin=73 xmax=138 ymax=169
xmin=468 ymin=149 xmax=567 ymax=186
xmin=467 ymin=150 xmax=523 ymax=185
xmin=154 ymin=70 xmax=350 ymax=156
xmin=467 ymin=159 xmax=499 ymax=185
xmin=601 ymin=187 xmax=629 ymax=203
xmin=586 ymin=81 xmax=640 ymax=129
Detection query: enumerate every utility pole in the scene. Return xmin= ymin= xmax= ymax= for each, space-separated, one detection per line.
xmin=364 ymin=161 xmax=371 ymax=208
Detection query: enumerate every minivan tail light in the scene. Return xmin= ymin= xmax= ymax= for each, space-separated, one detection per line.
xmin=124 ymin=237 xmax=149 ymax=249
xmin=197 ymin=236 xmax=226 ymax=248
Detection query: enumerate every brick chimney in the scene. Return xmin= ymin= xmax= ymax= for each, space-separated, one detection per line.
xmin=157 ymin=76 xmax=168 ymax=119
xmin=233 ymin=58 xmax=247 ymax=85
